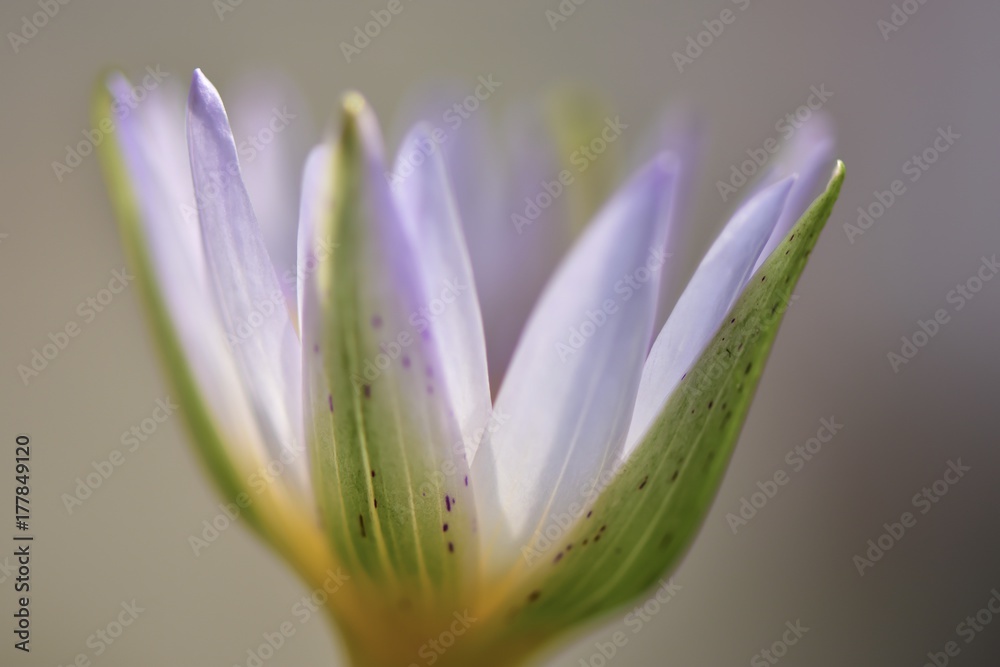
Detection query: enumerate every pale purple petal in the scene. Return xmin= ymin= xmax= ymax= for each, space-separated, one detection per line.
xmin=296 ymin=144 xmax=332 ymax=328
xmin=296 ymin=144 xmax=336 ymax=488
xmin=186 ymin=69 xmax=306 ymax=487
xmin=392 ymin=124 xmax=492 ymax=461
xmin=625 ymin=177 xmax=795 ymax=455
xmin=471 ymin=155 xmax=678 ymax=572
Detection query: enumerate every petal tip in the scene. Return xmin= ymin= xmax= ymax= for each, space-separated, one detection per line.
xmin=187 ymin=68 xmax=226 ymax=123
xmin=651 ymin=150 xmax=681 ymax=178
xmin=336 ymin=91 xmax=385 ymax=164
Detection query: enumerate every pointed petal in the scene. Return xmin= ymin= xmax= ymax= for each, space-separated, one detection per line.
xmin=471 ymin=155 xmax=678 ymax=574
xmin=313 ymin=94 xmax=476 ymax=605
xmin=625 ymin=177 xmax=795 ymax=454
xmin=392 ymin=124 xmax=492 ymax=461
xmin=755 ymin=113 xmax=835 ymax=270
xmin=186 ymin=69 xmax=306 ymax=488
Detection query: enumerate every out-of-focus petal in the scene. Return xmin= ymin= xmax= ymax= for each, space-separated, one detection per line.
xmin=186 ymin=69 xmax=307 ymax=488
xmin=226 ymin=72 xmax=315 ymax=303
xmin=625 ymin=177 xmax=795 ymax=455
xmin=631 ymin=104 xmax=707 ymax=326
xmin=471 ymin=155 xmax=678 ymax=574
xmin=543 ymin=90 xmax=621 ymax=236
xmin=754 ymin=113 xmax=835 ymax=270
xmin=475 ymin=105 xmax=579 ymax=386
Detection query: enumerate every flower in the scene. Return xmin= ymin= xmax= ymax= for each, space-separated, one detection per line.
xmin=95 ymin=68 xmax=843 ymax=667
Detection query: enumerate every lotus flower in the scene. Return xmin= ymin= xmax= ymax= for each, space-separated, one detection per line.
xmin=95 ymin=68 xmax=844 ymax=667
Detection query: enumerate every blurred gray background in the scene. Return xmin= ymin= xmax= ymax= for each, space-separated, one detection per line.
xmin=2 ymin=0 xmax=999 ymax=665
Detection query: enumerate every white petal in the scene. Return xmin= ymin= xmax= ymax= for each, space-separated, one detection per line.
xmin=624 ymin=177 xmax=795 ymax=455
xmin=186 ymin=70 xmax=306 ymax=487
xmin=471 ymin=155 xmax=678 ymax=572
xmin=392 ymin=124 xmax=492 ymax=461
xmin=296 ymin=144 xmax=333 ymax=329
